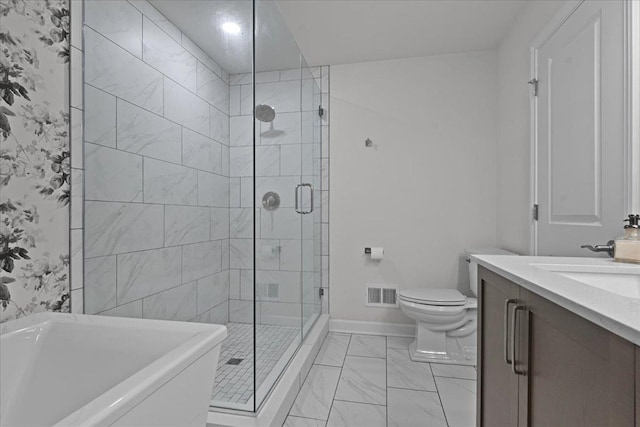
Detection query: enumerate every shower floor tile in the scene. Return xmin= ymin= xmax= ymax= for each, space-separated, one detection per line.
xmin=211 ymin=323 xmax=300 ymax=405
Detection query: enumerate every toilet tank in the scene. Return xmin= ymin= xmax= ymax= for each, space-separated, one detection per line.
xmin=465 ymin=248 xmax=517 ymax=296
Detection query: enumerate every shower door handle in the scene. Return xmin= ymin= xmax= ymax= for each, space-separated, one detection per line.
xmin=307 ymin=184 xmax=314 ymax=213
xmin=295 ymin=183 xmax=314 ymax=214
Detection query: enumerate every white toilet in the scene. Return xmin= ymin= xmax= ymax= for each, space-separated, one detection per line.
xmin=399 ymin=248 xmax=517 ymax=365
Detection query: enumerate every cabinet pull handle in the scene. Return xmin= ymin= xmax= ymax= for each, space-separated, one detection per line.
xmin=504 ymin=299 xmax=517 ymax=365
xmin=511 ymin=305 xmax=527 ymax=376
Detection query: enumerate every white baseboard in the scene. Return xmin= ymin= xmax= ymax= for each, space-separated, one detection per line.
xmin=329 ymin=318 xmax=415 ymax=337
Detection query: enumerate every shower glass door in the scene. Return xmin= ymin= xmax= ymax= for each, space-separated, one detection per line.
xmin=300 ymin=58 xmax=323 ymax=339
xmin=253 ymin=0 xmax=322 ymax=410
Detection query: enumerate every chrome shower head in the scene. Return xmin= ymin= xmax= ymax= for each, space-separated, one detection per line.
xmin=255 ymin=104 xmax=276 ymax=122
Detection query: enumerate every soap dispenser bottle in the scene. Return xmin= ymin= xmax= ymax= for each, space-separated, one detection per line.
xmin=614 ymin=214 xmax=640 ymax=264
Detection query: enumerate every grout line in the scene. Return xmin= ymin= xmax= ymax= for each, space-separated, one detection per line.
xmin=84 ymin=197 xmax=229 ymax=209
xmin=385 ymin=335 xmax=388 ymax=427
xmin=331 ymin=398 xmax=387 ymax=407
xmin=432 ymin=368 xmax=451 ymax=427
xmin=84 ymin=24 xmax=229 ymax=116
xmin=326 ymin=333 xmax=351 ymax=420
xmin=386 ymin=385 xmax=440 ymax=393
xmin=107 ymin=277 xmax=197 ymax=317
xmin=140 ymin=11 xmax=144 ymax=61
xmin=284 ymin=414 xmax=325 ymax=422
xmin=87 ymin=85 xmax=227 ymax=149
xmin=344 ymin=353 xmax=387 ymax=360
xmin=324 ymin=339 xmax=346 ymax=423
xmin=432 ymin=374 xmax=478 ymax=380
xmin=180 ymin=126 xmax=184 ymax=165
xmin=114 ymin=252 xmax=119 ymax=309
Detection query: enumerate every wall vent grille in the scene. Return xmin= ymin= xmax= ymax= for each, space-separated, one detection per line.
xmin=365 ymin=284 xmax=399 ymax=308
xmin=382 ymin=288 xmax=397 ymax=305
xmin=367 ymin=287 xmax=382 ymax=304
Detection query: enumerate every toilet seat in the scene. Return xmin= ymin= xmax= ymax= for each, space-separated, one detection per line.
xmin=399 ymin=289 xmax=466 ymax=306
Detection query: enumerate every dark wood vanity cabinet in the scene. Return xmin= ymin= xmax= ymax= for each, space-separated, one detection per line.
xmin=477 ymin=268 xmax=521 ymax=426
xmin=637 ymin=346 xmax=640 ymax=425
xmin=477 ymin=266 xmax=639 ymax=427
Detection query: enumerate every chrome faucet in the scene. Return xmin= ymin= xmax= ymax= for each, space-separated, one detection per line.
xmin=580 ymin=240 xmax=615 ymax=258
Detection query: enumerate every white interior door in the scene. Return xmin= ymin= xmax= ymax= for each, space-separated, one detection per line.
xmin=534 ymin=0 xmax=625 ymax=256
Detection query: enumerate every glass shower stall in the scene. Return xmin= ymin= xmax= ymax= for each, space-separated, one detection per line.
xmin=82 ymin=0 xmax=323 ymax=412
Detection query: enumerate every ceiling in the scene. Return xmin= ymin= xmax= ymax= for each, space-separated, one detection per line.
xmin=276 ymin=0 xmax=526 ymax=67
xmin=151 ymin=0 xmax=526 ymax=75
xmin=151 ymin=0 xmax=303 ymax=74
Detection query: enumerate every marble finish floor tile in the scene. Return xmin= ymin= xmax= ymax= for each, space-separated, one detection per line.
xmin=435 ymin=376 xmax=476 ymax=427
xmin=346 ymin=334 xmax=386 ymax=358
xmin=314 ymin=333 xmax=350 ymax=367
xmin=289 ymin=365 xmax=341 ymax=420
xmin=284 ymin=416 xmax=326 ymax=427
xmin=387 ymin=348 xmax=437 ymax=391
xmin=326 ymin=400 xmax=386 ymax=427
xmin=288 ymin=333 xmax=477 ymax=427
xmin=334 ymin=355 xmax=386 ymax=405
xmin=431 ymin=363 xmax=477 ymax=380
xmin=386 ymin=336 xmax=414 ymax=349
xmin=387 ymin=388 xmax=448 ymax=427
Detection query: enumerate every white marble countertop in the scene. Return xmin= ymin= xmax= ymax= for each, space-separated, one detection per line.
xmin=472 ymin=255 xmax=640 ymax=346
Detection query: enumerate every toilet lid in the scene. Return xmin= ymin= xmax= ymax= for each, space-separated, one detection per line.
xmin=399 ymin=289 xmax=466 ymax=306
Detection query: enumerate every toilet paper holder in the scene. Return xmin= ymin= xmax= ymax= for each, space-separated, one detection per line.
xmin=364 ymin=247 xmax=383 ymax=254
xmin=364 ymin=247 xmax=384 ymax=260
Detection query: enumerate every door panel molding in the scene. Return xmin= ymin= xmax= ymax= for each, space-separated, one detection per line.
xmin=529 ymin=0 xmax=635 ymax=255
xmin=625 ymin=0 xmax=640 ymax=214
xmin=529 ymin=1 xmax=586 ymax=255
xmin=546 ymin=12 xmax=602 ymax=225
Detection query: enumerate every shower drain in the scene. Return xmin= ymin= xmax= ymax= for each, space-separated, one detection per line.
xmin=226 ymin=358 xmax=243 ymax=365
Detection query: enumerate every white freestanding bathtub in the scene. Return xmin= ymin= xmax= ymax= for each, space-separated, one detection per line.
xmin=0 ymin=313 xmax=227 ymax=426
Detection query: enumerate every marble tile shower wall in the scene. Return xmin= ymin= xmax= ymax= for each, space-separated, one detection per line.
xmin=81 ymin=0 xmax=231 ymax=323
xmin=227 ymin=67 xmax=330 ymax=326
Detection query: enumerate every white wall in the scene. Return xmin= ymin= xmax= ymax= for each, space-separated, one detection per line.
xmin=495 ymin=0 xmax=563 ymax=254
xmin=329 ymin=52 xmax=498 ymax=324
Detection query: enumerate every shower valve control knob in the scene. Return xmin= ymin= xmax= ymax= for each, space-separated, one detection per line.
xmin=262 ymin=192 xmax=280 ymax=211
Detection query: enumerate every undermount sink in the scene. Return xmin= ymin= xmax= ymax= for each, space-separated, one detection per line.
xmin=0 ymin=313 xmax=227 ymax=427
xmin=532 ymin=263 xmax=640 ymax=299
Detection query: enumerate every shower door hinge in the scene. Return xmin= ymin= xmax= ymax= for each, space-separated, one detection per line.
xmin=318 ymin=105 xmax=324 ymax=118
xmin=528 ymin=78 xmax=539 ymax=96
xmin=533 ymin=204 xmax=539 ymax=221
xmin=319 ymin=288 xmax=325 ymax=297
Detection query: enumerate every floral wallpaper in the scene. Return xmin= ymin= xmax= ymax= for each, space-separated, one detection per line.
xmin=0 ymin=0 xmax=71 ymax=322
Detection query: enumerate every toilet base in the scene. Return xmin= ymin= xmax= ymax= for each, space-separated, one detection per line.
xmin=408 ymin=338 xmax=476 ymax=366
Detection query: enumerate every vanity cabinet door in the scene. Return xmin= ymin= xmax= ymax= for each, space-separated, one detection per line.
xmin=636 ymin=347 xmax=640 ymax=427
xmin=477 ymin=266 xmax=521 ymax=427
xmin=520 ymin=288 xmax=636 ymax=427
